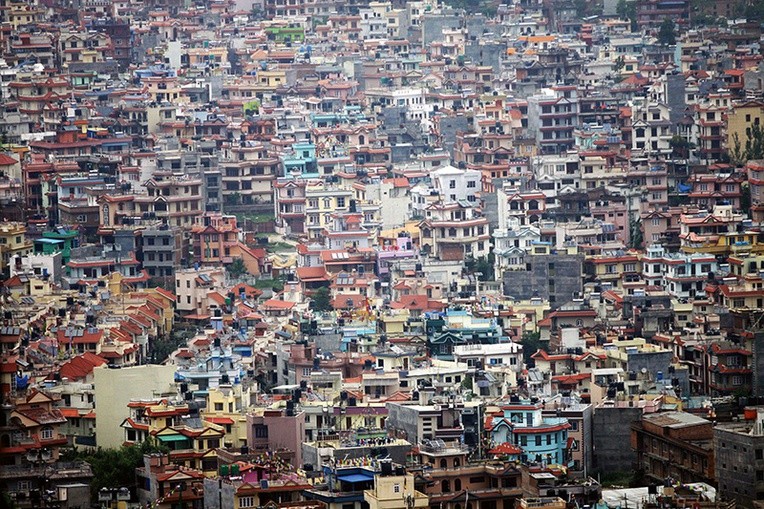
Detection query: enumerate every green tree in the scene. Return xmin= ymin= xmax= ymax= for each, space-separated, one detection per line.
xmin=629 ymin=217 xmax=644 ymax=249
xmin=521 ymin=331 xmax=545 ymax=365
xmin=669 ymin=135 xmax=695 ymax=159
xmin=616 ymin=0 xmax=638 ymax=31
xmin=63 ymin=441 xmax=167 ymax=502
xmin=226 ymin=258 xmax=247 ymax=279
xmin=310 ymin=286 xmax=332 ymax=312
xmin=741 ymin=183 xmax=751 ymax=215
xmin=730 ymin=126 xmax=764 ymax=166
xmin=657 ymin=18 xmax=676 ymax=45
xmin=467 ymin=254 xmax=495 ymax=282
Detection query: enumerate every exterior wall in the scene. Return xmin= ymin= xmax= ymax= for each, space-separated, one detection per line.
xmin=591 ymin=406 xmax=641 ymax=474
xmin=93 ymin=364 xmax=178 ymax=449
xmin=264 ymin=410 xmax=306 ymax=468
xmin=755 ymin=332 xmax=764 ymax=398
xmin=385 ymin=403 xmax=423 ymax=444
xmin=631 ymin=412 xmax=715 ymax=485
xmin=502 ymin=254 xmax=583 ymax=308
xmin=714 ymin=424 xmax=764 ymax=508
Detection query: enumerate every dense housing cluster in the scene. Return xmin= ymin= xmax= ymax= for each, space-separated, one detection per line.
xmin=3 ymin=0 xmax=764 ymax=508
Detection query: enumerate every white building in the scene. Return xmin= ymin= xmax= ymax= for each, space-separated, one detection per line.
xmin=642 ymin=244 xmax=717 ymax=300
xmin=453 ymin=342 xmax=523 ymax=371
xmin=430 ymin=165 xmax=481 ymax=204
xmin=9 ymin=251 xmax=63 ymax=284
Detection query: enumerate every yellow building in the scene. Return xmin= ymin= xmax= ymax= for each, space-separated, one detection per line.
xmin=585 ymin=252 xmax=642 ymax=291
xmin=364 ymin=468 xmax=429 ymax=509
xmin=121 ymin=399 xmax=225 ymax=476
xmin=727 ymin=100 xmax=764 ymax=154
xmin=6 ymin=0 xmax=44 ymax=28
xmin=201 ymin=386 xmax=253 ymax=449
xmin=305 ymin=183 xmax=353 ymax=240
xmin=0 ymin=222 xmax=33 ymax=274
xmin=254 ymin=69 xmax=287 ymax=90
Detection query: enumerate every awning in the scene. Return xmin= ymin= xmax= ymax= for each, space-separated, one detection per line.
xmin=157 ymin=435 xmax=189 ymax=442
xmin=205 ymin=417 xmax=234 ymax=425
xmin=338 ymin=474 xmax=373 ymax=483
xmin=184 ymin=314 xmax=210 ymax=320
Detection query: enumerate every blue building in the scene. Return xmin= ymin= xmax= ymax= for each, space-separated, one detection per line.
xmin=281 ymin=142 xmax=318 ymax=178
xmin=488 ymin=399 xmax=572 ymax=467
xmin=426 ymin=308 xmax=508 ymax=360
xmin=303 ymin=466 xmax=375 ymax=509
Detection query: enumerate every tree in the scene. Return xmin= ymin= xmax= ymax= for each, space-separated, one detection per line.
xmin=657 ymin=18 xmax=676 ymax=45
xmin=310 ymin=286 xmax=332 ymax=312
xmin=226 ymin=258 xmax=247 ymax=279
xmin=730 ymin=126 xmax=764 ymax=166
xmin=669 ymin=135 xmax=695 ymax=159
xmin=616 ymin=0 xmax=638 ymax=31
xmin=63 ymin=440 xmax=167 ymax=502
xmin=629 ymin=217 xmax=644 ymax=249
xmin=521 ymin=331 xmax=545 ymax=365
xmin=741 ymin=183 xmax=751 ymax=215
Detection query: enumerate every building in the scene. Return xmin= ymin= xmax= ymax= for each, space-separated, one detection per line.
xmin=714 ymin=408 xmax=764 ymax=508
xmin=418 ymin=201 xmax=490 ymax=261
xmin=142 ymin=225 xmax=185 ymax=278
xmin=412 ymin=440 xmax=524 ymax=509
xmin=93 ymin=364 xmax=178 ymax=449
xmin=0 ymin=222 xmax=33 ymax=275
xmin=502 ymin=251 xmax=584 ymax=308
xmin=486 ymin=399 xmax=572 ymax=467
xmin=363 ymin=463 xmax=429 ymax=509
xmin=631 ymin=411 xmax=715 ymax=486
xmin=386 ymin=396 xmax=466 ymax=445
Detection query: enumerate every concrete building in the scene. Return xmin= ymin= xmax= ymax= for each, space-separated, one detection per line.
xmin=385 ymin=396 xmax=465 ymax=445
xmin=502 ymin=251 xmax=584 ymax=308
xmin=631 ymin=411 xmax=715 ymax=486
xmin=542 ymin=397 xmax=593 ymax=476
xmin=142 ymin=225 xmax=185 ymax=278
xmin=246 ymin=407 xmax=306 ymax=468
xmin=363 ymin=463 xmax=429 ymax=509
xmin=93 ymin=364 xmax=178 ymax=449
xmin=591 ymin=406 xmax=642 ymax=474
xmin=714 ymin=408 xmax=764 ymax=508
xmin=487 ymin=399 xmax=571 ymax=467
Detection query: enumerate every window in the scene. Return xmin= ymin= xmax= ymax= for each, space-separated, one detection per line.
xmin=214 ymin=403 xmax=224 ymax=411
xmin=40 ymin=427 xmax=53 ymax=440
xmin=393 ymin=484 xmax=401 ymax=493
xmin=732 ymin=375 xmax=744 ymax=386
xmin=652 ymin=218 xmax=661 ymax=226
xmin=240 ymin=496 xmax=255 ymax=508
xmin=254 ymin=425 xmax=268 ymax=438
xmin=337 ymin=197 xmax=346 ymax=208
xmin=467 ymin=180 xmax=476 ymax=188
xmin=303 ymin=368 xmax=312 ymax=376
xmin=449 ymin=180 xmax=456 ymax=189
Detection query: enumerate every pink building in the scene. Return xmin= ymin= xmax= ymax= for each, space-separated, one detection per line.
xmin=246 ymin=408 xmax=306 ymax=468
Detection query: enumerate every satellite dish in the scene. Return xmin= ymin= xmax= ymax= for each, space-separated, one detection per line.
xmin=641 ymin=367 xmax=648 ymax=374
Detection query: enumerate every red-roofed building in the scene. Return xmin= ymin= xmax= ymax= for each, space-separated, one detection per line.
xmin=3 ymin=389 xmax=68 ymax=465
xmin=58 ymin=352 xmax=108 ymax=382
xmin=260 ymin=299 xmax=295 ymax=316
xmin=389 ymin=295 xmax=446 ymax=316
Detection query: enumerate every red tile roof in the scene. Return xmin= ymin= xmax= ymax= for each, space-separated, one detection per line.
xmin=58 ymin=352 xmax=107 ymax=380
